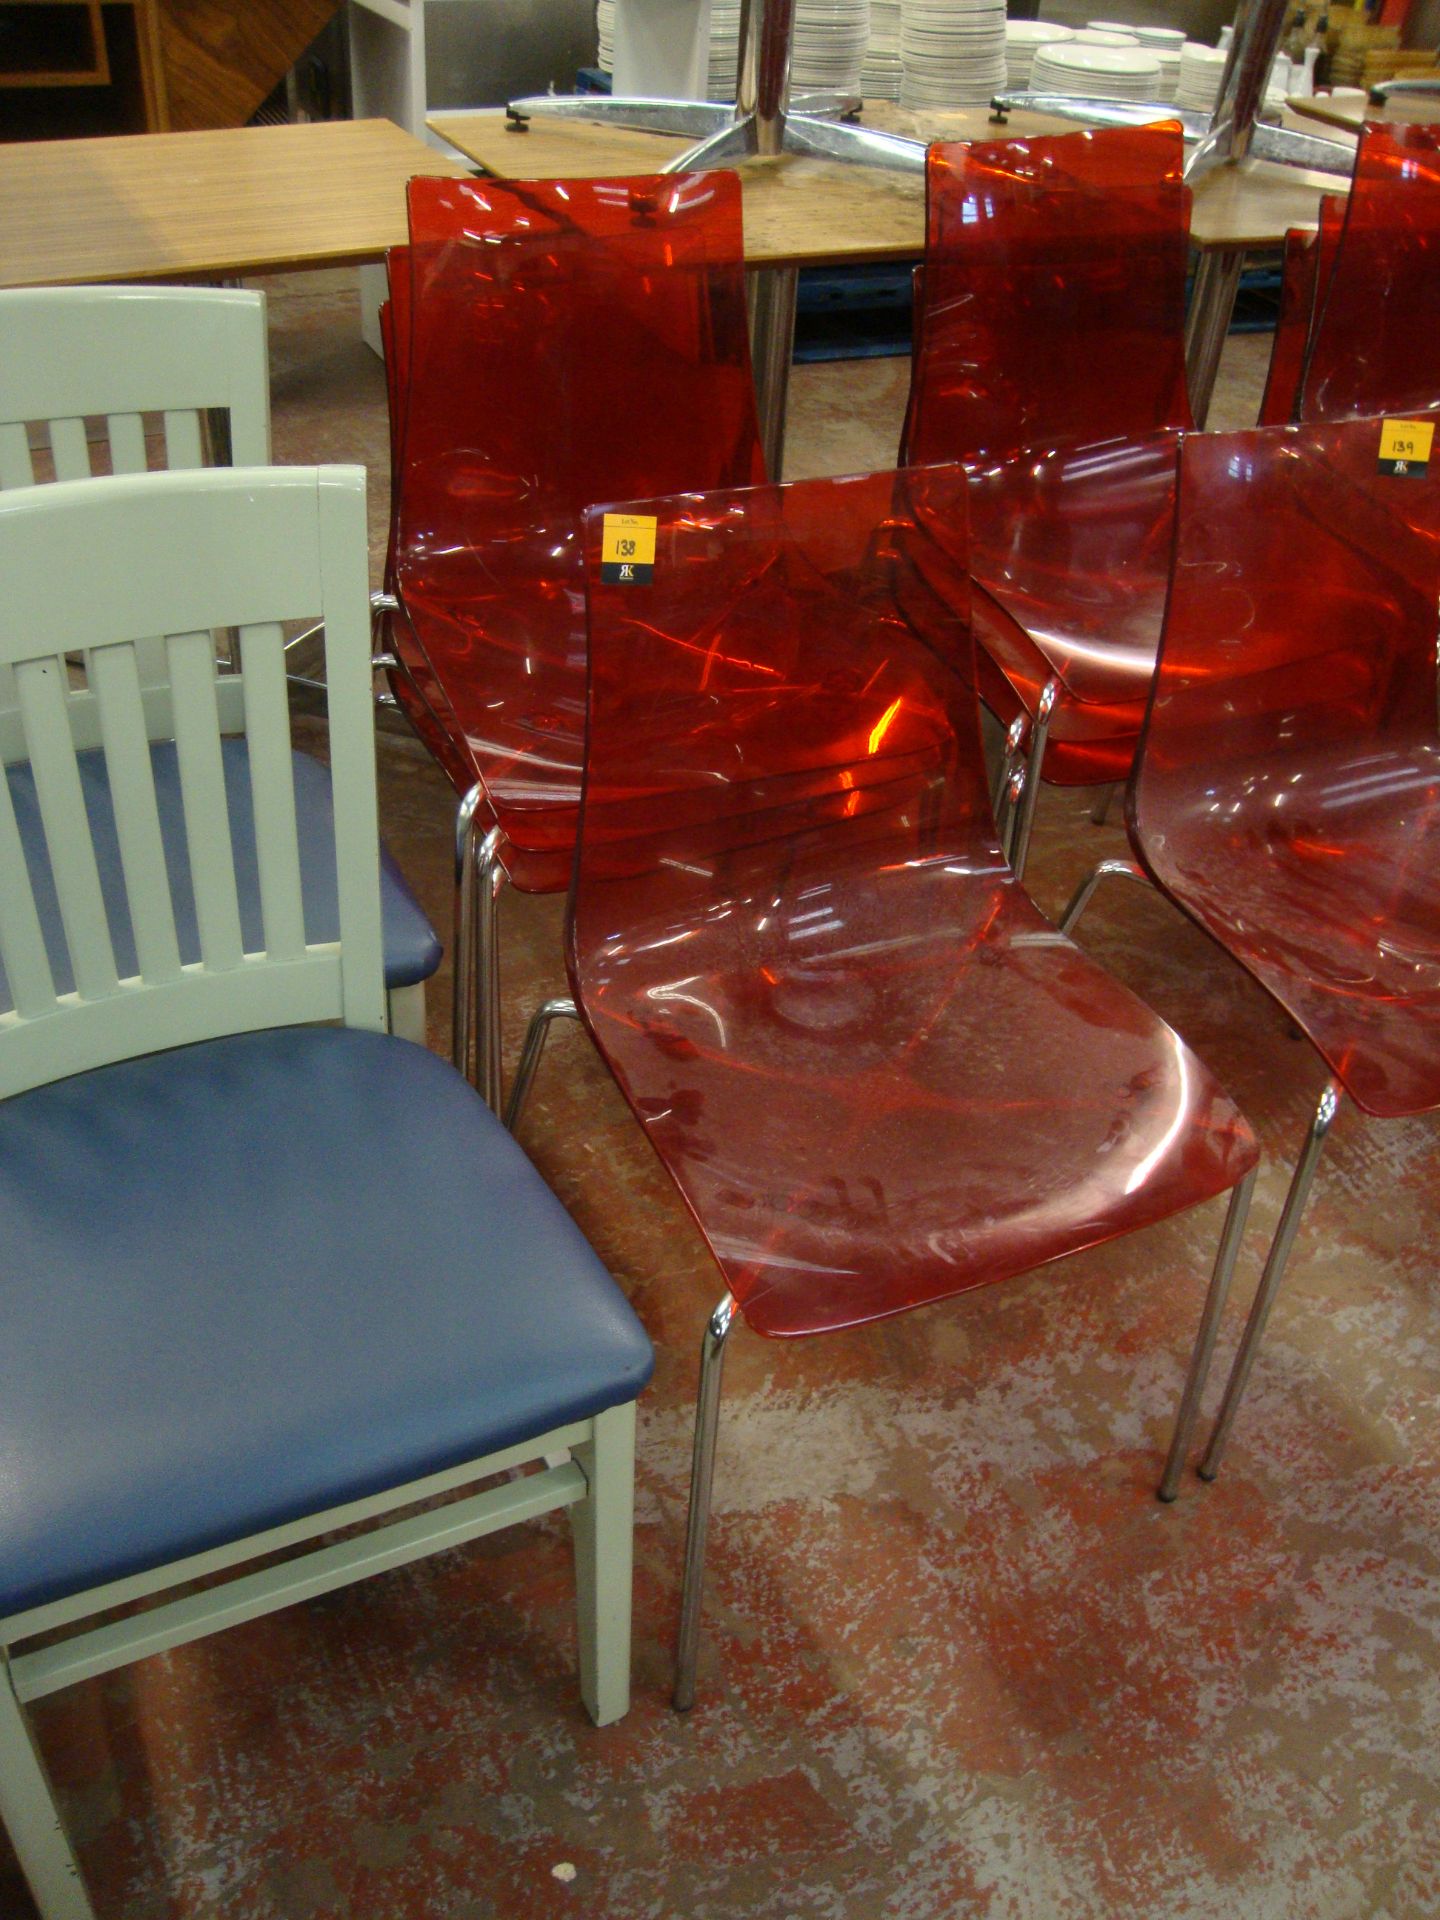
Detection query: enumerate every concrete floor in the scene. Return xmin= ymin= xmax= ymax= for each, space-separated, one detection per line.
xmin=7 ymin=288 xmax=1439 ymax=1920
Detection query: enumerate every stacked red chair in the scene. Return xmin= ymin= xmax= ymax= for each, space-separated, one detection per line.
xmin=902 ymin=121 xmax=1195 ymax=871
xmin=381 ymin=172 xmax=764 ymax=1106
xmin=1260 ymin=121 xmax=1440 ymax=425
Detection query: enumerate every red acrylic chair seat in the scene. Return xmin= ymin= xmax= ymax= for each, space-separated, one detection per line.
xmin=1131 ymin=414 xmax=1440 ymax=1121
xmin=390 ymin=171 xmax=765 ymax=865
xmin=902 ymin=123 xmax=1194 ymax=798
xmin=571 ymin=465 xmax=1257 ymax=1339
xmin=1297 ymin=122 xmax=1440 ymax=424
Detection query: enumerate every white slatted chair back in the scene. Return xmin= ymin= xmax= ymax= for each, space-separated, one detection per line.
xmin=0 ymin=466 xmax=385 ymax=1099
xmin=0 ymin=286 xmax=271 ymax=741
xmin=0 ymin=285 xmax=271 ymax=489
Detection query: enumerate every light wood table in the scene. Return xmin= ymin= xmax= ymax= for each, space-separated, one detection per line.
xmin=1290 ymin=92 xmax=1440 ymax=132
xmin=430 ymin=102 xmax=1343 ymax=426
xmin=429 ymin=102 xmax=1337 ymax=260
xmin=430 ymin=103 xmax=1075 ymax=268
xmin=0 ymin=117 xmax=468 ymax=290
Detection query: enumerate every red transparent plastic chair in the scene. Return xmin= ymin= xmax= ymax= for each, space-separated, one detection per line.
xmin=1062 ymin=414 xmax=1440 ymax=1490
xmin=377 ymin=247 xmax=478 ymax=800
xmin=1256 ymin=197 xmax=1345 ymax=427
xmin=384 ymin=172 xmax=764 ymax=1107
xmin=509 ymin=464 xmax=1258 ymax=1708
xmin=901 ymin=122 xmax=1194 ymax=871
xmin=1294 ymin=122 xmax=1440 ymax=424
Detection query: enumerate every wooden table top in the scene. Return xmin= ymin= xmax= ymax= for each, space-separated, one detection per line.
xmin=430 ymin=103 xmax=1340 ymax=260
xmin=1290 ymin=92 xmax=1440 ymax=132
xmin=0 ymin=118 xmax=469 ymax=290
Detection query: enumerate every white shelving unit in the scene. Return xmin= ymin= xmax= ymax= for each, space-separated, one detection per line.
xmin=348 ymin=0 xmax=446 ymax=351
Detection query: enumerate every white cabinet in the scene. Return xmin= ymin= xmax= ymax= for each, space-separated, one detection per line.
xmin=346 ymin=0 xmax=597 ymax=348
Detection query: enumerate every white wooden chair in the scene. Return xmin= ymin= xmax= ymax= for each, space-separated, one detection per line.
xmin=0 ymin=284 xmax=441 ymax=1044
xmin=0 ymin=465 xmax=653 ymax=1920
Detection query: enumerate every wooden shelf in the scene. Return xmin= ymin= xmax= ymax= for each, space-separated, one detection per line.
xmin=0 ymin=1 xmax=342 ymax=141
xmin=0 ymin=1 xmax=108 ymax=88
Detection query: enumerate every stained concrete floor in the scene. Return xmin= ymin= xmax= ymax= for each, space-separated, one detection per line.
xmin=6 ymin=285 xmax=1439 ymax=1920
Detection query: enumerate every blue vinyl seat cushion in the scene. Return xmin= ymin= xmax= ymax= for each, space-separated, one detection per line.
xmin=1 ymin=739 xmax=442 ymax=1006
xmin=0 ymin=1027 xmax=654 ymax=1617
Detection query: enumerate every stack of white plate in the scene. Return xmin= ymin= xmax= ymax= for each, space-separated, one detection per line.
xmin=1030 ymin=39 xmax=1163 ymax=100
xmin=1072 ymin=28 xmax=1140 ymax=45
xmin=792 ymin=0 xmax=871 ymax=93
xmin=706 ymin=0 xmax=742 ymax=98
xmin=862 ymin=0 xmax=903 ymax=99
xmin=1174 ymin=41 xmax=1227 ymax=110
xmin=1133 ymin=23 xmax=1183 ymax=98
xmin=596 ymin=0 xmax=614 ymax=73
xmin=899 ymin=0 xmax=1007 ymax=109
xmin=1005 ymin=18 xmax=1073 ymax=88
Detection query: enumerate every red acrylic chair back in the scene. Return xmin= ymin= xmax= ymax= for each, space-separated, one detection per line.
xmin=1256 ymin=196 xmax=1345 ymax=427
xmin=903 ymin=121 xmax=1194 ymax=469
xmin=574 ymin=472 xmax=980 ymax=895
xmin=392 ymin=171 xmax=765 ymax=846
xmin=1132 ymin=412 xmax=1440 ymax=1117
xmin=1297 ymin=122 xmax=1440 ymax=424
xmin=377 ymin=243 xmax=476 ymax=798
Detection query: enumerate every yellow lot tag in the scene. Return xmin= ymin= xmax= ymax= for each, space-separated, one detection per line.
xmin=600 ymin=513 xmax=658 ymax=584
xmin=1378 ymin=418 xmax=1435 ymax=477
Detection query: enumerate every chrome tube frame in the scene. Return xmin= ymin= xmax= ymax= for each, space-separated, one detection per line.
xmin=987 ymin=95 xmax=1352 ymax=180
xmin=1198 ymin=1078 xmax=1344 ymax=1482
xmin=450 ymin=784 xmax=484 ymax=1081
xmin=1370 ymin=78 xmax=1440 ymax=103
xmin=473 ymin=825 xmax=507 ymax=1115
xmin=673 ymin=1292 xmax=738 ymax=1712
xmin=505 ymin=996 xmax=581 ymax=1132
xmin=450 ymin=796 xmax=508 ymax=1112
xmin=1089 ymin=784 xmax=1116 ymax=828
xmin=1185 ymin=0 xmax=1290 ymax=183
xmin=1158 ymin=1166 xmax=1258 ymax=1501
xmin=990 ymin=712 xmax=1027 ymax=831
xmin=1057 ymin=855 xmax=1149 ymax=935
xmin=1009 ymin=677 xmax=1055 ymax=881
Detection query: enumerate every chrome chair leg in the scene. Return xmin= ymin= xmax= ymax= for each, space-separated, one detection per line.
xmin=1198 ymin=1079 xmax=1344 ymax=1483
xmin=1010 ymin=677 xmax=1057 ymax=882
xmin=673 ymin=1292 xmax=737 ymax=1713
xmin=1058 ymin=856 xmax=1148 ymax=935
xmin=991 ymin=712 xmax=1028 ymax=843
xmin=1000 ymin=762 xmax=1027 ymax=866
xmin=505 ymin=996 xmax=580 ymax=1132
xmin=450 ymin=783 xmax=484 ymax=1081
xmin=1089 ymin=783 xmax=1117 ymax=827
xmin=1158 ymin=1166 xmax=1258 ymax=1501
xmin=473 ymin=824 xmax=507 ymax=1115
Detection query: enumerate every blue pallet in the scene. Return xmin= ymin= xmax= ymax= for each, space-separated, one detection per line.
xmin=796 ymin=261 xmax=1285 ymax=362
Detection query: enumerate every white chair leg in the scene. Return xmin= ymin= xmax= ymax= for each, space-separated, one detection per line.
xmin=569 ymin=1400 xmax=638 ymax=1728
xmin=385 ymin=980 xmax=427 ymax=1046
xmin=0 ymin=1658 xmax=94 ymax=1920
